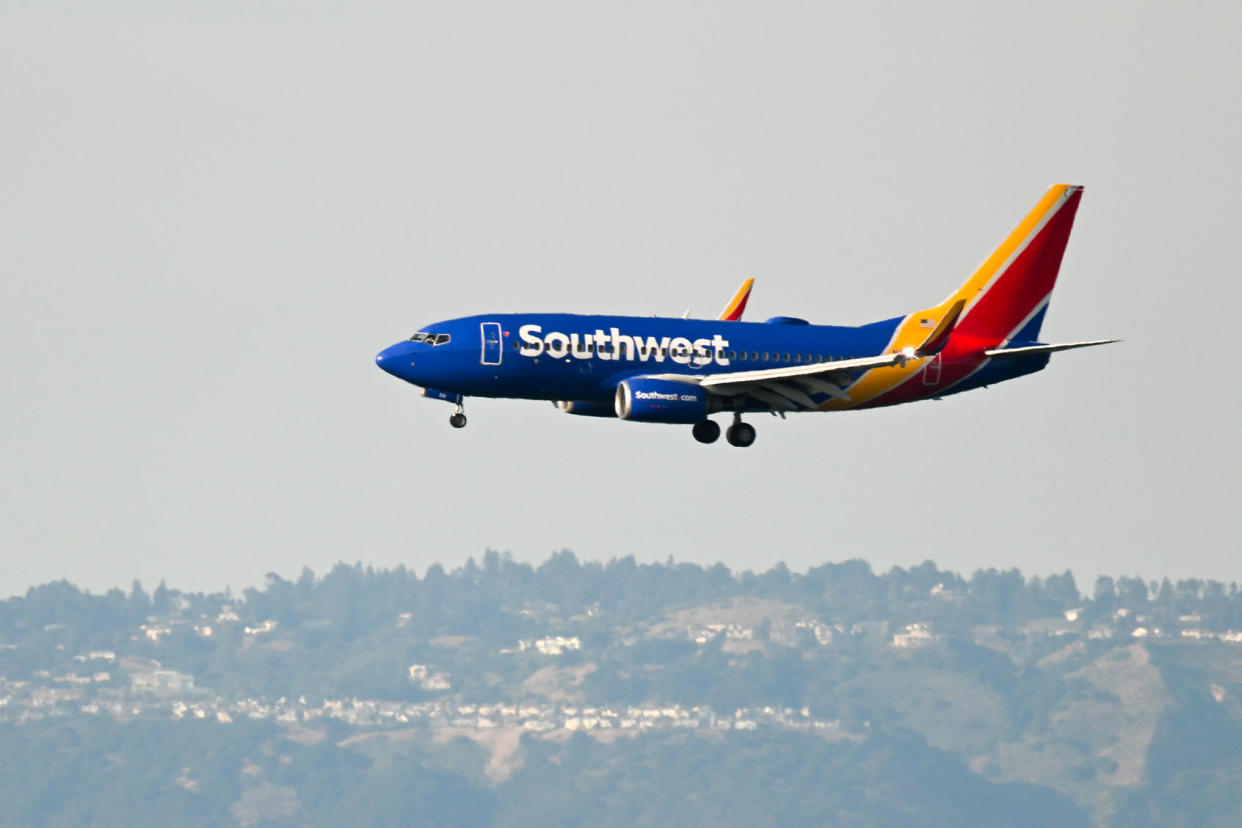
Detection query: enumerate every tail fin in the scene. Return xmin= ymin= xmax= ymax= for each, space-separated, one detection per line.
xmin=944 ymin=184 xmax=1084 ymax=344
xmin=718 ymin=278 xmax=755 ymax=321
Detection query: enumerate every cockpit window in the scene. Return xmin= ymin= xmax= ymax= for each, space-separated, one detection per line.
xmin=409 ymin=332 xmax=451 ymax=345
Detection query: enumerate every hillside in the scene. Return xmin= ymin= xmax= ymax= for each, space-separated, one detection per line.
xmin=2 ymin=554 xmax=1241 ymax=826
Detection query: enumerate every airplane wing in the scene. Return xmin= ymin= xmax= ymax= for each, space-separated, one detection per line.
xmin=717 ymin=278 xmax=755 ymax=321
xmin=698 ymin=353 xmax=904 ymax=407
xmin=693 ymin=300 xmax=967 ymax=409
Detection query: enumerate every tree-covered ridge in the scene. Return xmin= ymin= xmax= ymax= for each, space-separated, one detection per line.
xmin=7 ymin=552 xmax=1241 ymax=649
xmin=3 ymin=553 xmax=1242 ymax=826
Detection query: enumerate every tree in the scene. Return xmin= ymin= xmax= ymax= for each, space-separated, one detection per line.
xmin=152 ymin=580 xmax=175 ymax=615
xmin=128 ymin=580 xmax=151 ymax=616
xmin=1116 ymin=576 xmax=1149 ymax=609
xmin=1042 ymin=571 xmax=1080 ymax=607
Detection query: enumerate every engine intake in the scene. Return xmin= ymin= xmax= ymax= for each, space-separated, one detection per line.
xmin=615 ymin=379 xmax=713 ymax=423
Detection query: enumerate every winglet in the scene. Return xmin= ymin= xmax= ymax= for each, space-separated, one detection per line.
xmin=914 ymin=299 xmax=965 ymax=357
xmin=718 ymin=278 xmax=755 ymax=321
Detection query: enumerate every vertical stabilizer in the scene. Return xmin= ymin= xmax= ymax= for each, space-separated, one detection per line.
xmin=945 ymin=184 xmax=1083 ymax=343
xmin=824 ymin=185 xmax=1086 ymax=411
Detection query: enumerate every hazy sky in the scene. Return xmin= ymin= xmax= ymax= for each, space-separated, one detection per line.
xmin=3 ymin=2 xmax=1240 ymax=598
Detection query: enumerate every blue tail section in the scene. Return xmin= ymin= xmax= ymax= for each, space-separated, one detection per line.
xmin=1008 ymin=305 xmax=1048 ymax=343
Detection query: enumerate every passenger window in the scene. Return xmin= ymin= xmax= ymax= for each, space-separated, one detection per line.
xmin=729 ymin=350 xmax=737 ymax=359
xmin=762 ymin=353 xmax=769 ymax=362
xmin=793 ymin=354 xmax=801 ymax=363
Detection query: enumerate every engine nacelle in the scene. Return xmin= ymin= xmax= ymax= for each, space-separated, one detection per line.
xmin=555 ymin=400 xmax=617 ymax=418
xmin=615 ymin=379 xmax=711 ymax=423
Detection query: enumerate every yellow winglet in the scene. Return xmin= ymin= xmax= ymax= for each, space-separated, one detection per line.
xmin=914 ymin=299 xmax=965 ymax=357
xmin=718 ymin=278 xmax=755 ymax=321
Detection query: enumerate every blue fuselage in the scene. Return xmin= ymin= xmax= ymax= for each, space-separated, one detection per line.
xmin=375 ymin=312 xmax=1045 ymax=410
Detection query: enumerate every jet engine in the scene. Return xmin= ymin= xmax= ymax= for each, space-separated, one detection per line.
xmin=614 ymin=378 xmax=717 ymax=423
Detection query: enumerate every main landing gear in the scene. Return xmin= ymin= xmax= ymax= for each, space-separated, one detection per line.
xmin=692 ymin=414 xmax=756 ymax=448
xmin=449 ymin=403 xmax=467 ymax=429
xmin=726 ymin=415 xmax=756 ymax=448
xmin=692 ymin=420 xmax=721 ymax=444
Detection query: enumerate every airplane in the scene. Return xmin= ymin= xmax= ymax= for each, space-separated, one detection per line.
xmin=376 ymin=184 xmax=1116 ymax=447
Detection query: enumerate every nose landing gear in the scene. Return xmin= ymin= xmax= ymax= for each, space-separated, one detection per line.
xmin=449 ymin=403 xmax=467 ymax=429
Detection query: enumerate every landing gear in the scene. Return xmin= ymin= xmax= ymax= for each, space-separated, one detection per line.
xmin=449 ymin=404 xmax=467 ymax=429
xmin=696 ymin=412 xmax=756 ymax=447
xmin=725 ymin=415 xmax=756 ymax=448
xmin=692 ymin=420 xmax=721 ymax=444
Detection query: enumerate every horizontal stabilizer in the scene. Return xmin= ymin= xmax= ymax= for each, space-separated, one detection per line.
xmin=984 ymin=339 xmax=1119 ymax=358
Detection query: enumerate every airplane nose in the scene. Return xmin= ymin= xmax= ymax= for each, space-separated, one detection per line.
xmin=375 ymin=342 xmax=413 ymax=379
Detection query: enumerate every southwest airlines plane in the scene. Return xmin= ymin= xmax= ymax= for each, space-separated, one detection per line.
xmin=376 ymin=185 xmax=1114 ymax=447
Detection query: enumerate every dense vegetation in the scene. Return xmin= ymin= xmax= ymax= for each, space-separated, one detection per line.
xmin=2 ymin=553 xmax=1241 ymax=826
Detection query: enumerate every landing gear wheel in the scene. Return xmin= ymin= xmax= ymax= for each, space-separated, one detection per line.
xmin=725 ymin=421 xmax=756 ymax=448
xmin=449 ymin=411 xmax=467 ymax=429
xmin=692 ymin=420 xmax=721 ymax=444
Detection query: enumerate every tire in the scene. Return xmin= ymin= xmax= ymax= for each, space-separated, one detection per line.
xmin=725 ymin=422 xmax=756 ymax=447
xmin=692 ymin=420 xmax=721 ymax=444
xmin=449 ymin=412 xmax=467 ymax=429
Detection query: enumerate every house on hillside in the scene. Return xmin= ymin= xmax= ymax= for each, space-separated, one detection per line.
xmin=891 ymin=622 xmax=936 ymax=649
xmin=131 ymin=669 xmax=195 ymax=695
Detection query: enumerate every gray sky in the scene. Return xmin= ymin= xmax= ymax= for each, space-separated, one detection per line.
xmin=3 ymin=1 xmax=1239 ymax=598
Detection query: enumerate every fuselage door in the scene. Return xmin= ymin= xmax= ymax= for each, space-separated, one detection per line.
xmin=480 ymin=322 xmax=502 ymax=366
xmin=922 ymin=354 xmax=941 ymax=385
